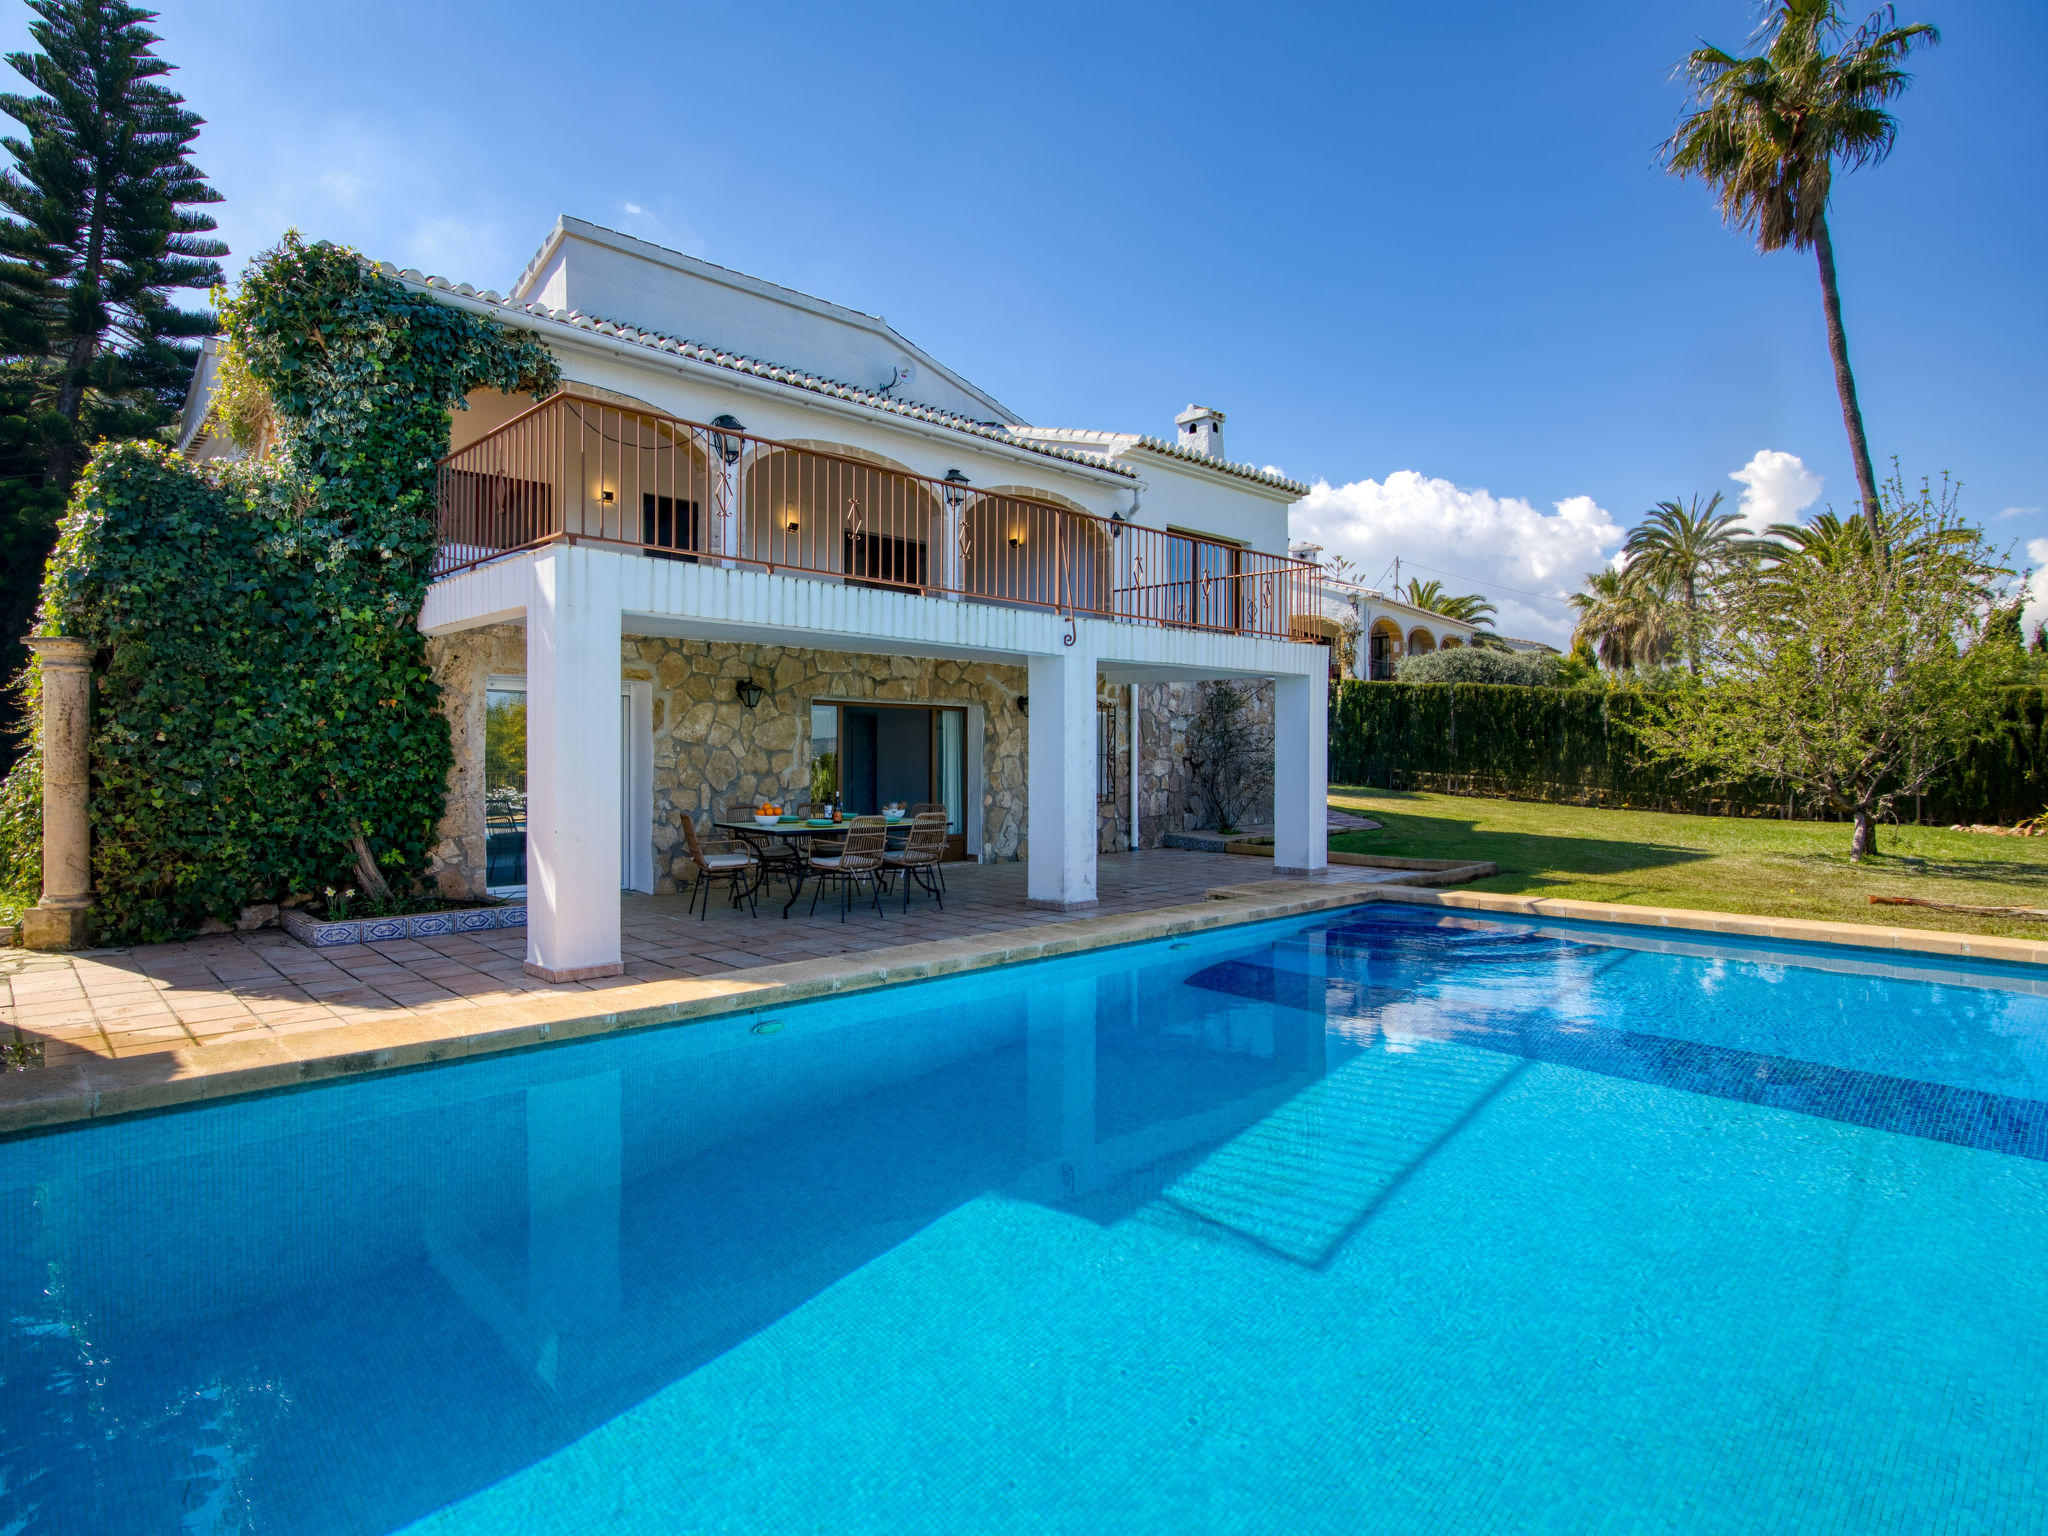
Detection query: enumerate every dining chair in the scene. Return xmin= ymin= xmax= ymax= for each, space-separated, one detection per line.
xmin=882 ymin=812 xmax=950 ymax=912
xmin=726 ymin=800 xmax=801 ymax=890
xmin=680 ymin=813 xmax=760 ymax=920
xmin=808 ymin=816 xmax=887 ymax=921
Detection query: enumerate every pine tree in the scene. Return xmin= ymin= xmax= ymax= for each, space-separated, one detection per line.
xmin=0 ymin=0 xmax=223 ymax=737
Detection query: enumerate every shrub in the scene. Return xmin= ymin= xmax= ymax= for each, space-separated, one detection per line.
xmin=1395 ymin=646 xmax=1561 ymax=687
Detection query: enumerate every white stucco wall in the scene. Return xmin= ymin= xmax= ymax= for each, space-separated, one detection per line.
xmin=510 ymin=218 xmax=1010 ymax=424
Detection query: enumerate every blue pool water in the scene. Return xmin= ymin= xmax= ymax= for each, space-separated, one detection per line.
xmin=3 ymin=906 xmax=2047 ymax=1534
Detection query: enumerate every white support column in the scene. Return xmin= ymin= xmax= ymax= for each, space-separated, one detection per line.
xmin=1272 ymin=669 xmax=1328 ymax=875
xmin=525 ymin=546 xmax=625 ymax=981
xmin=940 ymin=480 xmax=966 ymax=600
xmin=1026 ymin=646 xmax=1100 ymax=909
xmin=1127 ymin=683 xmax=1140 ymax=853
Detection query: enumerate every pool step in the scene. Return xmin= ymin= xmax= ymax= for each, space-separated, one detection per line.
xmin=1155 ymin=1041 xmax=1523 ymax=1266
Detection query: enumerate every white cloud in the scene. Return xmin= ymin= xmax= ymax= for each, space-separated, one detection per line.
xmin=2000 ymin=505 xmax=2042 ymax=520
xmin=1728 ymin=449 xmax=1824 ymax=533
xmin=1290 ymin=471 xmax=1624 ymax=646
xmin=623 ymin=201 xmax=644 ymax=215
xmin=2023 ymin=539 xmax=2048 ymax=641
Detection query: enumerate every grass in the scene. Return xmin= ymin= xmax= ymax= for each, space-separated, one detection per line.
xmin=1327 ymin=785 xmax=2048 ymax=941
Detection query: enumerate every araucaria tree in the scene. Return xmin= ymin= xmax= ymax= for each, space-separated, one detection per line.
xmin=1662 ymin=1 xmax=1937 ymax=554
xmin=1634 ymin=478 xmax=2019 ymax=861
xmin=0 ymin=0 xmax=222 ymax=666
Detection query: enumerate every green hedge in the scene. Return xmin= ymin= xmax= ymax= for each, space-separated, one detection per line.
xmin=1328 ymin=680 xmax=2048 ymax=824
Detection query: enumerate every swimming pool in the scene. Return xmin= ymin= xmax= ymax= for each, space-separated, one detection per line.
xmin=2 ymin=904 xmax=2044 ymax=1533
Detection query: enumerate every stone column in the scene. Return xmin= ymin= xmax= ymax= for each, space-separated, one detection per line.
xmin=22 ymin=636 xmax=93 ymax=950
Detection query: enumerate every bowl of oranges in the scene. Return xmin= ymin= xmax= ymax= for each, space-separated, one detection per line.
xmin=753 ymin=803 xmax=783 ymax=826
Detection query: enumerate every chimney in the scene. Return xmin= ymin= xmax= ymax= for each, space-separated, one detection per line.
xmin=1175 ymin=404 xmax=1226 ymax=460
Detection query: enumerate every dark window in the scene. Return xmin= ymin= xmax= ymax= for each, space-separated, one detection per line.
xmin=844 ymin=532 xmax=927 ymax=591
xmin=643 ymin=493 xmax=701 ymax=563
xmin=1097 ymin=704 xmax=1117 ymax=799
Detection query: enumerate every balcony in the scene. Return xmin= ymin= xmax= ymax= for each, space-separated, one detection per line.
xmin=435 ymin=392 xmax=1319 ymax=644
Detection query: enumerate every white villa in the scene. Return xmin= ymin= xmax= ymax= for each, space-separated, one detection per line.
xmin=192 ymin=218 xmax=1333 ymax=981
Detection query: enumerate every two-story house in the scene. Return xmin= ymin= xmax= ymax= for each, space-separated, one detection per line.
xmin=196 ymin=218 xmax=1330 ymax=982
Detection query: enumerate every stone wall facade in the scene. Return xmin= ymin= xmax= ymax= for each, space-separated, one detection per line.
xmin=1105 ymin=680 xmax=1278 ymax=847
xmin=425 ymin=627 xmax=1140 ymax=898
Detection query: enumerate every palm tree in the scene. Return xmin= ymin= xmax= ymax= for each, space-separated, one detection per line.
xmin=1402 ymin=578 xmax=1498 ymax=628
xmin=1661 ymin=1 xmax=1938 ymax=555
xmin=1622 ymin=492 xmax=1758 ymax=672
xmin=1570 ymin=567 xmax=1675 ymax=672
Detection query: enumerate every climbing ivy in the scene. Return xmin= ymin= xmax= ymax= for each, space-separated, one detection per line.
xmin=0 ymin=234 xmax=557 ymax=942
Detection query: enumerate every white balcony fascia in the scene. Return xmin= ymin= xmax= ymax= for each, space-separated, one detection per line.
xmin=420 ymin=547 xmax=1324 ymax=681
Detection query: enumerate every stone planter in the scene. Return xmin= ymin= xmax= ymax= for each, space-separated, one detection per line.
xmin=281 ymin=904 xmax=525 ymax=950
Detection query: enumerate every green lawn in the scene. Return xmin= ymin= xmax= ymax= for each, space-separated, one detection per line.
xmin=1328 ymin=785 xmax=2048 ymax=941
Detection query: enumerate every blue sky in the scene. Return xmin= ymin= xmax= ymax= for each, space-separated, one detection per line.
xmin=11 ymin=0 xmax=2039 ymax=640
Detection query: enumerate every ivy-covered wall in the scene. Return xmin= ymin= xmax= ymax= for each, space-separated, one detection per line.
xmin=0 ymin=236 xmax=557 ymax=943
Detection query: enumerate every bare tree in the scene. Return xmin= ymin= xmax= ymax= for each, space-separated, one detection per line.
xmin=1184 ymin=681 xmax=1273 ymax=834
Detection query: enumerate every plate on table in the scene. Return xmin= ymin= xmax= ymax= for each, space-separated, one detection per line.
xmin=805 ymin=818 xmax=837 ymax=826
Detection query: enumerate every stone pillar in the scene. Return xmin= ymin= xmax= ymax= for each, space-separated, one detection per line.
xmin=1025 ymin=645 xmax=1099 ymax=910
xmin=1272 ymin=669 xmax=1328 ymax=875
xmin=524 ymin=547 xmax=625 ymax=982
xmin=22 ymin=637 xmax=93 ymax=950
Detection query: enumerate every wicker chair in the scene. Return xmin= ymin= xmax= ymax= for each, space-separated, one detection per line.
xmin=680 ymin=813 xmax=760 ymax=920
xmin=725 ymin=800 xmax=801 ymax=890
xmin=882 ymin=811 xmax=950 ymax=912
xmin=807 ymin=816 xmax=887 ymax=921
xmin=908 ymin=804 xmax=951 ymax=893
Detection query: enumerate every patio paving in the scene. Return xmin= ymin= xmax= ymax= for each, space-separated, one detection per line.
xmin=0 ymin=851 xmax=1408 ymax=1066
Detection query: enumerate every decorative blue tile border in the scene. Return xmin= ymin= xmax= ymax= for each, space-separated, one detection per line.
xmin=280 ymin=904 xmax=523 ymax=950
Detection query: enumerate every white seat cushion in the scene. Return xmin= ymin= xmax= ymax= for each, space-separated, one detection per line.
xmin=810 ymin=855 xmax=844 ymax=869
xmin=698 ymin=853 xmax=751 ymax=870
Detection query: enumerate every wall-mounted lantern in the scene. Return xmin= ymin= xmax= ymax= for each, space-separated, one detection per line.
xmin=1016 ymin=694 xmax=1028 ymax=717
xmin=735 ymin=678 xmax=765 ymax=710
xmin=709 ymin=413 xmax=745 ymax=466
xmin=942 ymin=468 xmax=970 ymax=514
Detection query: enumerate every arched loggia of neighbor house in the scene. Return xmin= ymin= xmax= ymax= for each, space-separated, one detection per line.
xmin=962 ymin=489 xmax=1113 ymax=614
xmin=1290 ymin=613 xmax=1345 ymax=679
xmin=1407 ymin=627 xmax=1438 ymax=656
xmin=1368 ymin=618 xmax=1403 ymax=680
xmin=741 ymin=442 xmax=943 ymax=589
xmin=1440 ymin=634 xmax=1465 ymax=649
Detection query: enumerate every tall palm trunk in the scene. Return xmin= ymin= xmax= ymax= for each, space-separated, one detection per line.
xmin=1812 ymin=214 xmax=1884 ymax=557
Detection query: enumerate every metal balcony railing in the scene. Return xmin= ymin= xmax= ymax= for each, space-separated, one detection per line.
xmin=435 ymin=392 xmax=1320 ymax=643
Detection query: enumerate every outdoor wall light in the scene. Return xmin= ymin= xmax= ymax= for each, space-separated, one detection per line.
xmin=942 ymin=468 xmax=969 ymax=514
xmin=784 ymin=511 xmax=801 ymax=533
xmin=599 ymin=489 xmax=615 ymax=505
xmin=709 ymin=413 xmax=745 ymax=467
xmin=1016 ymin=694 xmax=1028 ymax=717
xmin=1008 ymin=532 xmax=1024 ymax=548
xmin=735 ymin=678 xmax=765 ymax=710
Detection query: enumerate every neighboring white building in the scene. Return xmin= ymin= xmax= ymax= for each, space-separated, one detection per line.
xmin=1287 ymin=543 xmax=1480 ymax=680
xmin=184 ymin=218 xmax=1330 ymax=981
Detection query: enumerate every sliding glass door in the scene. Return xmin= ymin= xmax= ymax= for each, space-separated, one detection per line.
xmin=809 ymin=701 xmax=968 ymax=858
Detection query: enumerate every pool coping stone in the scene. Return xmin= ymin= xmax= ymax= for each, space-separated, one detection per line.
xmin=8 ymin=881 xmax=2043 ymax=1138
xmin=1357 ymin=885 xmax=2048 ymax=965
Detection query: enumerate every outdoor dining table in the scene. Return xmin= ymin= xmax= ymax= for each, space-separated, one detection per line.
xmin=712 ymin=818 xmax=905 ymax=917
